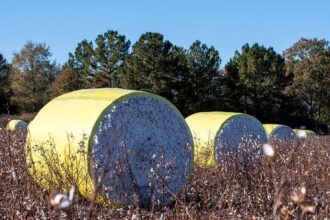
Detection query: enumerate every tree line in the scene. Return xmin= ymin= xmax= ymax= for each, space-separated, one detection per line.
xmin=0 ymin=30 xmax=329 ymax=133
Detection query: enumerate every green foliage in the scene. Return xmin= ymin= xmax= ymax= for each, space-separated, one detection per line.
xmin=119 ymin=32 xmax=189 ymax=112
xmin=51 ymin=66 xmax=86 ymax=98
xmin=10 ymin=42 xmax=59 ymax=113
xmin=2 ymin=31 xmax=329 ymax=133
xmin=67 ymin=31 xmax=131 ymax=89
xmin=119 ymin=34 xmax=222 ymax=116
xmin=93 ymin=30 xmax=130 ymax=88
xmin=67 ymin=39 xmax=96 ymax=88
xmin=224 ymin=43 xmax=291 ymax=122
xmin=284 ymin=38 xmax=330 ymax=125
xmin=183 ymin=40 xmax=222 ymax=114
xmin=0 ymin=53 xmax=11 ymax=113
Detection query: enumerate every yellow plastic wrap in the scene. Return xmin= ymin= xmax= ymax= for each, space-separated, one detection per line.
xmin=263 ymin=124 xmax=280 ymax=137
xmin=27 ymin=88 xmax=188 ymax=200
xmin=305 ymin=130 xmax=316 ymax=137
xmin=185 ymin=112 xmax=264 ymax=166
xmin=293 ymin=129 xmax=299 ymax=134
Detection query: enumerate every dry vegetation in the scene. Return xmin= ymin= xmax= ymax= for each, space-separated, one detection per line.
xmin=0 ymin=113 xmax=36 ymax=128
xmin=0 ymin=128 xmax=329 ymax=219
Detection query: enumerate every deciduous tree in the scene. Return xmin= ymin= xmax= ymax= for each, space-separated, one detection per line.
xmin=51 ymin=65 xmax=85 ymax=98
xmin=10 ymin=42 xmax=59 ymax=112
xmin=284 ymin=38 xmax=330 ymax=126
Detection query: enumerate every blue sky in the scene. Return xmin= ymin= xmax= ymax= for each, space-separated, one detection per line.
xmin=1 ymin=0 xmax=329 ymax=67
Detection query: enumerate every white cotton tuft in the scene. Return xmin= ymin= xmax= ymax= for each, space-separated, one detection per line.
xmin=50 ymin=186 xmax=75 ymax=209
xmin=68 ymin=186 xmax=75 ymax=201
xmin=262 ymin=143 xmax=274 ymax=157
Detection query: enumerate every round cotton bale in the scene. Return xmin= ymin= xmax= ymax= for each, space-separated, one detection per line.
xmin=27 ymin=88 xmax=193 ymax=206
xmin=185 ymin=112 xmax=267 ymax=166
xmin=305 ymin=130 xmax=316 ymax=137
xmin=6 ymin=119 xmax=28 ymax=131
xmin=293 ymin=129 xmax=316 ymax=138
xmin=263 ymin=124 xmax=295 ymax=141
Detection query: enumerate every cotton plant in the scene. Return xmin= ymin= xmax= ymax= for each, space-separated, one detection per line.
xmin=50 ymin=186 xmax=75 ymax=209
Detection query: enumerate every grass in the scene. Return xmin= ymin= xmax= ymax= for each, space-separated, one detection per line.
xmin=0 ymin=128 xmax=329 ymax=219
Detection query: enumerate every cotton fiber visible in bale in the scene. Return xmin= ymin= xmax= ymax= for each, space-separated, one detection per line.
xmin=185 ymin=112 xmax=267 ymax=166
xmin=27 ymin=88 xmax=193 ymax=207
xmin=6 ymin=119 xmax=28 ymax=131
xmin=263 ymin=124 xmax=295 ymax=141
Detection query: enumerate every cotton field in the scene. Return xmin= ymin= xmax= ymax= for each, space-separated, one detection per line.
xmin=0 ymin=129 xmax=329 ymax=219
xmin=0 ymin=89 xmax=329 ymax=219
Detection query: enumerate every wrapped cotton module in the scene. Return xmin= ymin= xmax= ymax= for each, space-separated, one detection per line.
xmin=6 ymin=119 xmax=28 ymax=131
xmin=304 ymin=129 xmax=316 ymax=137
xmin=293 ymin=129 xmax=316 ymax=138
xmin=27 ymin=88 xmax=193 ymax=206
xmin=263 ymin=124 xmax=295 ymax=141
xmin=185 ymin=112 xmax=267 ymax=166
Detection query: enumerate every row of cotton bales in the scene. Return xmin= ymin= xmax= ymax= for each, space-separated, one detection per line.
xmin=184 ymin=114 xmax=316 ymax=167
xmin=13 ymin=88 xmax=317 ymax=207
xmin=185 ymin=112 xmax=267 ymax=166
xmin=6 ymin=119 xmax=28 ymax=131
xmin=293 ymin=128 xmax=317 ymax=138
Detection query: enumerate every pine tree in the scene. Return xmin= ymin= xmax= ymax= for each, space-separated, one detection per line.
xmin=224 ymin=43 xmax=291 ymax=122
xmin=93 ymin=30 xmax=130 ymax=87
xmin=67 ymin=39 xmax=96 ymax=88
xmin=0 ymin=53 xmax=11 ymax=113
xmin=120 ymin=32 xmax=188 ymax=110
xmin=184 ymin=40 xmax=222 ymax=114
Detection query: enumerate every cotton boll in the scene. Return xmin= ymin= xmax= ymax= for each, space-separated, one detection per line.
xmin=50 ymin=186 xmax=75 ymax=209
xmin=262 ymin=143 xmax=274 ymax=157
xmin=58 ymin=200 xmax=71 ymax=209
xmin=50 ymin=194 xmax=66 ymax=206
